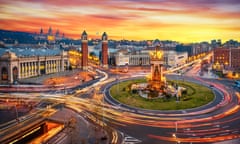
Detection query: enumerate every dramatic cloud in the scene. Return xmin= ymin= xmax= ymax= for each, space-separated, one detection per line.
xmin=0 ymin=0 xmax=239 ymax=42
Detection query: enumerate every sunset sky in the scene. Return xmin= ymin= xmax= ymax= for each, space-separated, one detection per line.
xmin=0 ymin=0 xmax=240 ymax=43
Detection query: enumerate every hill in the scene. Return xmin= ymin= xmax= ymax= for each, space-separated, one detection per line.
xmin=0 ymin=29 xmax=36 ymax=44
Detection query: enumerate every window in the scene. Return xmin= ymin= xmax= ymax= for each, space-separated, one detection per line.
xmin=1 ymin=67 xmax=8 ymax=80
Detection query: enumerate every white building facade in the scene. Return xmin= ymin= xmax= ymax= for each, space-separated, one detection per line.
xmin=164 ymin=51 xmax=188 ymax=67
xmin=114 ymin=49 xmax=188 ymax=67
xmin=0 ymin=48 xmax=69 ymax=84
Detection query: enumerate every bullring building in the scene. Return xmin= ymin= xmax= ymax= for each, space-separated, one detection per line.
xmin=0 ymin=48 xmax=69 ymax=84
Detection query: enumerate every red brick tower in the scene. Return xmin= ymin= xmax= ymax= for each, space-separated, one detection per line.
xmin=81 ymin=30 xmax=88 ymax=70
xmin=102 ymin=32 xmax=108 ymax=68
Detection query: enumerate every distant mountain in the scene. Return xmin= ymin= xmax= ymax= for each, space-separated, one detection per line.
xmin=0 ymin=29 xmax=37 ymax=44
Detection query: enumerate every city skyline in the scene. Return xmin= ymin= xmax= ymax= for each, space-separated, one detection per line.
xmin=0 ymin=0 xmax=240 ymax=43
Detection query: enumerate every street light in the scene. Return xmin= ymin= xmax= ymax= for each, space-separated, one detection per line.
xmin=101 ymin=92 xmax=105 ymax=129
xmin=172 ymin=133 xmax=176 ymax=138
xmin=172 ymin=133 xmax=181 ymax=144
xmin=14 ymin=105 xmax=19 ymax=123
xmin=175 ymin=121 xmax=178 ymax=132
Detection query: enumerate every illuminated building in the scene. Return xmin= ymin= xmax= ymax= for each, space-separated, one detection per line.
xmin=35 ymin=27 xmax=64 ymax=41
xmin=213 ymin=48 xmax=240 ymax=77
xmin=213 ymin=48 xmax=230 ymax=71
xmin=81 ymin=30 xmax=88 ymax=70
xmin=101 ymin=32 xmax=108 ymax=68
xmin=230 ymin=48 xmax=240 ymax=72
xmin=0 ymin=48 xmax=69 ymax=84
xmin=68 ymin=50 xmax=81 ymax=68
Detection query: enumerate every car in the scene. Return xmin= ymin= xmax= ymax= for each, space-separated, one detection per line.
xmin=209 ymin=84 xmax=214 ymax=88
xmin=234 ymin=80 xmax=240 ymax=88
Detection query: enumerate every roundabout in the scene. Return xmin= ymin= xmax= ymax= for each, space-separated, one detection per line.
xmin=103 ymin=75 xmax=240 ymax=143
xmin=109 ymin=78 xmax=214 ymax=110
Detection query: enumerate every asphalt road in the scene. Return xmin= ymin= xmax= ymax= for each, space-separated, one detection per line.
xmin=2 ymin=66 xmax=239 ymax=144
xmin=102 ymin=74 xmax=240 ymax=144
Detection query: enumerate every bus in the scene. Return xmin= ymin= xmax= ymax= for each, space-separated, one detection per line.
xmin=234 ymin=80 xmax=240 ymax=88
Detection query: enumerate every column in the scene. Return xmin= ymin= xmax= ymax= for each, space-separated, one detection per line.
xmin=22 ymin=63 xmax=24 ymax=78
xmin=60 ymin=60 xmax=62 ymax=71
xmin=54 ymin=60 xmax=57 ymax=73
xmin=20 ymin=63 xmax=23 ymax=78
xmin=25 ymin=62 xmax=27 ymax=78
xmin=47 ymin=61 xmax=50 ymax=74
xmin=61 ymin=58 xmax=64 ymax=71
xmin=23 ymin=63 xmax=26 ymax=78
xmin=45 ymin=61 xmax=48 ymax=74
xmin=25 ymin=63 xmax=28 ymax=78
xmin=19 ymin=63 xmax=22 ymax=79
xmin=48 ymin=60 xmax=52 ymax=73
xmin=27 ymin=62 xmax=29 ymax=77
xmin=28 ymin=62 xmax=31 ymax=77
xmin=32 ymin=62 xmax=35 ymax=76
xmin=9 ymin=64 xmax=13 ymax=83
xmin=57 ymin=60 xmax=58 ymax=72
xmin=52 ymin=60 xmax=54 ymax=73
xmin=56 ymin=60 xmax=58 ymax=72
xmin=29 ymin=62 xmax=33 ymax=77
xmin=53 ymin=60 xmax=55 ymax=73
xmin=34 ymin=62 xmax=37 ymax=76
xmin=51 ymin=60 xmax=54 ymax=73
xmin=48 ymin=61 xmax=50 ymax=73
xmin=31 ymin=62 xmax=33 ymax=76
xmin=38 ymin=61 xmax=41 ymax=75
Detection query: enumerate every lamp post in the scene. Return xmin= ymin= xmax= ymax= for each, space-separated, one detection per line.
xmin=14 ymin=105 xmax=19 ymax=123
xmin=101 ymin=92 xmax=105 ymax=129
xmin=172 ymin=133 xmax=180 ymax=144
xmin=175 ymin=121 xmax=178 ymax=132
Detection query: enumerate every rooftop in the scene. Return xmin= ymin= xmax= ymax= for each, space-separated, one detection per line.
xmin=0 ymin=47 xmax=62 ymax=57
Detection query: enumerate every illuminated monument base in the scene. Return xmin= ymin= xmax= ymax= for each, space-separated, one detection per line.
xmin=148 ymin=59 xmax=165 ymax=92
xmin=130 ymin=46 xmax=165 ymax=98
xmin=147 ymin=45 xmax=167 ymax=97
xmin=131 ymin=45 xmax=181 ymax=99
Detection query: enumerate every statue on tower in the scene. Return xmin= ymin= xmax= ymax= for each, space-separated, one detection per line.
xmin=81 ymin=30 xmax=88 ymax=40
xmin=102 ymin=32 xmax=108 ymax=41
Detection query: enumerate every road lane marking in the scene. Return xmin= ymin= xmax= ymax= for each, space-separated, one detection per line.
xmin=222 ymin=125 xmax=229 ymax=129
xmin=232 ymin=130 xmax=239 ymax=134
xmin=122 ymin=135 xmax=141 ymax=144
xmin=219 ymin=133 xmax=229 ymax=136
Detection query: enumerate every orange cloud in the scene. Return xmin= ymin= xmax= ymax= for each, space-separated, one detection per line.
xmin=0 ymin=0 xmax=239 ymax=42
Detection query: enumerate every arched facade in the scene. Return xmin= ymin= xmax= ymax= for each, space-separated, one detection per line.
xmin=0 ymin=51 xmax=69 ymax=84
xmin=12 ymin=67 xmax=18 ymax=82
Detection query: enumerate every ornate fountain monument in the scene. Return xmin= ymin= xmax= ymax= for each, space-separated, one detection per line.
xmin=131 ymin=43 xmax=181 ymax=99
xmin=148 ymin=44 xmax=166 ymax=92
xmin=131 ymin=44 xmax=168 ymax=98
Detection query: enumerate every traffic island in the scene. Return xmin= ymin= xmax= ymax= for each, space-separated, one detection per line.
xmin=109 ymin=79 xmax=214 ymax=110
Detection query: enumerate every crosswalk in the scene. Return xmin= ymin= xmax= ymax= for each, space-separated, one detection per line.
xmin=122 ymin=135 xmax=141 ymax=144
